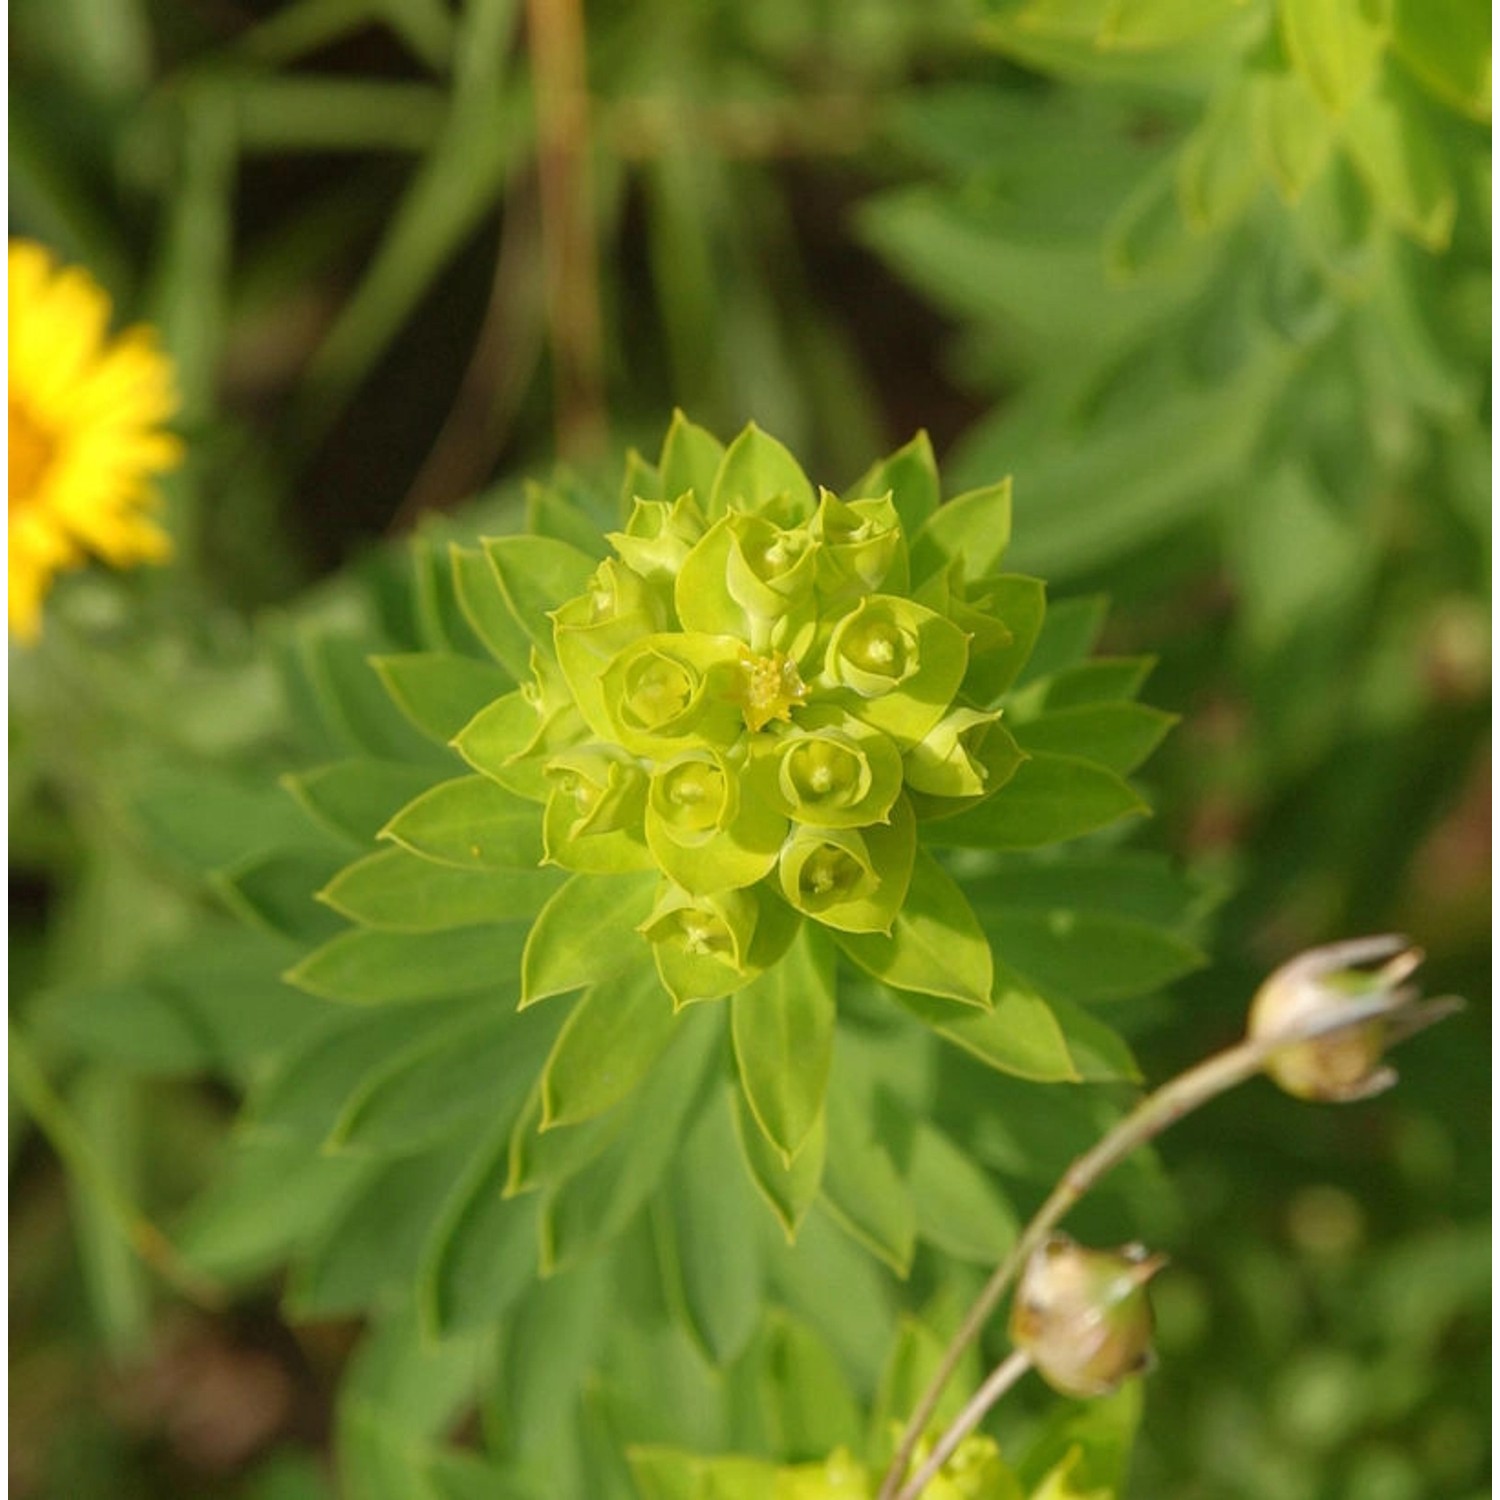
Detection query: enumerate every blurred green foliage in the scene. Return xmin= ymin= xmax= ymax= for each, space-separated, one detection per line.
xmin=9 ymin=0 xmax=1489 ymax=1496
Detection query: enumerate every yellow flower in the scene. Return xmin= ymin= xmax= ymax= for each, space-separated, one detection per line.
xmin=9 ymin=240 xmax=182 ymax=640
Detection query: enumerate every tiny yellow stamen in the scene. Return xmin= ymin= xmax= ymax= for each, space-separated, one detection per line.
xmin=739 ymin=648 xmax=809 ymax=733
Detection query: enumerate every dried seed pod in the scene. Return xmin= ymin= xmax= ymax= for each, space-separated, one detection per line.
xmin=1009 ymin=1233 xmax=1166 ymax=1399
xmin=1247 ymin=935 xmax=1461 ymax=1103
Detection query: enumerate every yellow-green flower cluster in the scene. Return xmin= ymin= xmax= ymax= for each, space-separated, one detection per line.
xmin=510 ymin=418 xmax=1018 ymax=1006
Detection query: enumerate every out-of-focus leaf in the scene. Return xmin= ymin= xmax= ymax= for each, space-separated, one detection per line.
xmin=731 ymin=925 xmax=837 ymax=1162
xmin=287 ymin=926 xmax=526 ymax=1003
xmin=372 ymin=652 xmax=512 ymax=744
xmin=927 ymin=752 xmax=1147 ymax=850
xmin=731 ymin=1088 xmax=826 ymax=1241
xmin=319 ymin=847 xmax=561 ymax=932
xmin=282 ymin=759 xmax=441 ymax=847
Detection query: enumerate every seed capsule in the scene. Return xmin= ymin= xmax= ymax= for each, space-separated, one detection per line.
xmin=1009 ymin=1234 xmax=1165 ymax=1399
xmin=1246 ymin=935 xmax=1459 ymax=1103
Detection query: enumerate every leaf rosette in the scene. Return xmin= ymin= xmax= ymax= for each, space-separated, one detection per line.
xmin=241 ymin=412 xmax=1189 ymax=1325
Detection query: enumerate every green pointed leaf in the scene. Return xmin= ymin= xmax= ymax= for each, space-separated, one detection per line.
xmin=287 ymin=926 xmax=526 ymax=1003
xmin=965 ymin=574 xmax=1047 ymax=703
xmin=132 ymin=766 xmax=323 ymax=872
xmin=1046 ymin=993 xmax=1142 ymax=1082
xmin=174 ymin=1141 xmax=365 ymax=1281
xmin=540 ymin=1011 xmax=720 ymax=1271
xmin=521 ymin=870 xmax=659 ymax=1006
xmin=1015 ymin=595 xmax=1108 ymax=687
xmin=248 ymin=999 xmax=478 ymax=1141
xmin=890 ymin=973 xmax=1079 ymax=1082
xmin=1253 ymin=65 xmax=1338 ymax=201
xmin=926 ymin=752 xmax=1148 ymax=850
xmin=505 ymin=1083 xmax=629 ymax=1198
xmin=372 ymin=652 xmax=512 ymax=744
xmin=297 ymin=631 xmax=444 ymax=764
xmin=847 ymin=429 xmax=940 ymax=536
xmin=1391 ymin=0 xmax=1491 ymax=119
xmin=1013 ymin=703 xmax=1177 ymax=774
xmin=282 ymin=760 xmax=442 ymax=847
xmin=659 ymin=1091 xmax=764 ymax=1365
xmin=490 ymin=1254 xmax=612 ymax=1458
xmin=331 ymin=1001 xmax=563 ymax=1153
xmin=1177 ymin=81 xmax=1262 ymax=231
xmin=290 ymin=1137 xmax=474 ymax=1317
xmin=419 ymin=1119 xmax=541 ymax=1336
xmin=909 ymin=477 xmax=1013 ymax=582
xmin=820 ymin=1066 xmax=915 ymax=1276
xmin=658 ymin=409 xmax=726 ymax=503
xmin=1280 ymin=0 xmax=1387 ymax=116
xmin=707 ymin=423 xmax=816 ymax=520
xmin=756 ymin=1311 xmax=864 ymax=1460
xmin=730 ymin=1088 xmax=826 ymax=1241
xmin=482 ymin=535 xmax=596 ymax=655
xmin=1042 ymin=657 xmax=1154 ymax=707
xmin=382 ymin=774 xmax=544 ymax=870
xmin=452 ymin=691 xmax=552 ymax=803
xmin=540 ymin=964 xmax=679 ymax=1129
xmin=833 ymin=848 xmax=993 ymax=1007
xmin=730 ymin=926 xmax=837 ymax=1162
xmin=319 ymin=847 xmax=562 ymax=932
xmin=983 ymin=909 xmax=1205 ymax=1001
xmin=907 ymin=1121 xmax=1018 ymax=1265
xmin=1342 ymin=68 xmax=1458 ymax=249
xmin=525 ymin=480 xmax=610 ymax=558
xmin=214 ymin=848 xmax=348 ymax=944
xmin=451 ymin=543 xmax=533 ymax=679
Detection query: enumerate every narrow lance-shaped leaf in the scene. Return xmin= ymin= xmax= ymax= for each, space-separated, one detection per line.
xmin=834 ymin=848 xmax=994 ymax=1009
xmin=539 ymin=964 xmax=680 ymax=1129
xmin=730 ymin=1088 xmax=826 ymax=1242
xmin=731 ymin=925 xmax=838 ymax=1163
xmin=521 ymin=871 xmax=659 ymax=1006
xmin=381 ymin=774 xmax=544 ymax=870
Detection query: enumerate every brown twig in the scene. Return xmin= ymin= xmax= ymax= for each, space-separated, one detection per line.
xmin=526 ymin=0 xmax=606 ymax=462
xmin=389 ymin=173 xmax=547 ymax=531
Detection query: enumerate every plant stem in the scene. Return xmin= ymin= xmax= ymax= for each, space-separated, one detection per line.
xmin=876 ymin=991 xmax=1438 ymax=1500
xmin=896 ymin=1350 xmax=1033 ymax=1500
xmin=9 ymin=1023 xmax=227 ymax=1312
xmin=527 ymin=0 xmax=606 ymax=462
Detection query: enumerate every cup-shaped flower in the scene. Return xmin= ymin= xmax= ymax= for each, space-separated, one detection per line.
xmin=553 ymin=558 xmax=665 ymax=738
xmin=903 ymin=705 xmax=1007 ymax=800
xmin=599 ymin=632 xmax=744 ymax=755
xmin=1246 ymin=934 xmax=1460 ymax=1103
xmin=823 ymin=595 xmax=969 ymax=748
xmin=645 ymin=748 xmax=787 ymax=895
xmin=811 ymin=489 xmax=906 ymax=599
xmin=1009 ymin=1234 xmax=1166 ymax=1400
xmin=639 ymin=883 xmax=762 ymax=1005
xmin=542 ymin=747 xmax=651 ymax=873
xmin=605 ymin=491 xmax=706 ymax=584
xmin=677 ymin=511 xmax=821 ymax=655
xmin=777 ymin=798 xmax=914 ymax=933
xmin=748 ymin=711 xmax=903 ymax=828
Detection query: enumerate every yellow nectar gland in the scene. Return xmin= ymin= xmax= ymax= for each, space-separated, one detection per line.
xmin=739 ymin=649 xmax=809 ymax=733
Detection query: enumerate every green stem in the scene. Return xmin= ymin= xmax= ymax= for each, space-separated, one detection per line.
xmin=896 ymin=1350 xmax=1033 ymax=1500
xmin=9 ymin=1023 xmax=226 ymax=1312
